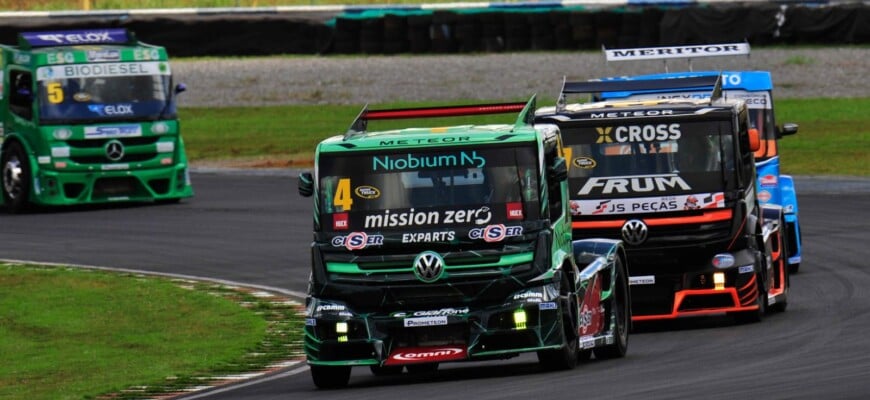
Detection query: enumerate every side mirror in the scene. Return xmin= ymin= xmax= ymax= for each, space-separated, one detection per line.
xmin=747 ymin=128 xmax=761 ymax=153
xmin=298 ymin=171 xmax=314 ymax=197
xmin=174 ymin=83 xmax=187 ymax=95
xmin=548 ymin=157 xmax=568 ymax=182
xmin=778 ymin=122 xmax=798 ymax=137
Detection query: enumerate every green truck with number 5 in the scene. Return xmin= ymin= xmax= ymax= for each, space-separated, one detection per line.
xmin=0 ymin=28 xmax=192 ymax=212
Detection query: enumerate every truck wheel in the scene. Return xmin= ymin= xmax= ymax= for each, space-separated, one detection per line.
xmin=2 ymin=141 xmax=31 ymax=213
xmin=537 ymin=276 xmax=580 ymax=370
xmin=310 ymin=365 xmax=351 ymax=389
xmin=594 ymin=256 xmax=629 ymax=359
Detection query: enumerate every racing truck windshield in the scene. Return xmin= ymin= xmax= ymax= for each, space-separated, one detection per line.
xmin=562 ymin=120 xmax=734 ymax=215
xmin=36 ymin=61 xmax=174 ymax=123
xmin=318 ymin=145 xmax=541 ymax=232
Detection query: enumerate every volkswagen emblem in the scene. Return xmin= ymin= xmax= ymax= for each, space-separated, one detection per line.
xmin=104 ymin=140 xmax=125 ymax=162
xmin=621 ymin=219 xmax=648 ymax=246
xmin=413 ymin=251 xmax=445 ymax=283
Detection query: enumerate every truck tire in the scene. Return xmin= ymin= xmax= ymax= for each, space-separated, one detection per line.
xmin=310 ymin=365 xmax=351 ymax=389
xmin=2 ymin=141 xmax=31 ymax=213
xmin=594 ymin=256 xmax=630 ymax=359
xmin=538 ymin=269 xmax=580 ymax=370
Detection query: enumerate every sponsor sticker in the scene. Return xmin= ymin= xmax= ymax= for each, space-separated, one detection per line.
xmin=371 ymin=150 xmax=485 ymax=171
xmin=578 ymin=174 xmax=691 ymax=195
xmin=571 ymin=192 xmax=724 ymax=215
xmin=402 ymin=231 xmax=455 ymax=243
xmin=305 ymin=318 xmax=317 ymax=326
xmin=539 ymin=302 xmax=557 ymax=310
xmin=629 ymin=275 xmax=656 ymax=285
xmin=573 ymin=157 xmax=597 ymax=169
xmin=580 ymin=336 xmax=596 ymax=349
xmin=758 ymin=190 xmax=772 ymax=203
xmin=760 ymin=174 xmax=778 ymax=188
xmin=739 ymin=265 xmax=755 ymax=274
xmin=468 ymin=224 xmax=523 ymax=243
xmin=331 ymin=232 xmax=384 ymax=250
xmin=364 ymin=206 xmax=491 ymax=229
xmin=403 ymin=316 xmax=448 ymax=328
xmin=354 ymin=185 xmax=381 ymax=199
xmin=392 ymin=308 xmax=468 ymax=318
xmin=385 ymin=345 xmax=467 ymax=366
xmin=84 ymin=124 xmax=141 ymax=139
xmin=333 ymin=213 xmax=349 ymax=231
xmin=36 ymin=61 xmax=170 ymax=81
xmin=506 ymin=202 xmax=524 ymax=220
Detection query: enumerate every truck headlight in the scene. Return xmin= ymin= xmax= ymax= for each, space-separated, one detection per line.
xmin=52 ymin=128 xmax=72 ymax=140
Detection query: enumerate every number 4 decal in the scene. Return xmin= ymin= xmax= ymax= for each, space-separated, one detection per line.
xmin=333 ymin=178 xmax=353 ymax=211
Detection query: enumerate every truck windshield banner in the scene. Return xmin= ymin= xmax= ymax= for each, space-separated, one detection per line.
xmin=36 ymin=61 xmax=170 ymax=81
xmin=318 ymin=145 xmax=541 ymax=232
xmin=21 ymin=29 xmax=129 ymax=47
xmin=561 ymin=120 xmax=734 ymax=199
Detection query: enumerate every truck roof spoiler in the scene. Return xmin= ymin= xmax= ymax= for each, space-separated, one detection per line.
xmin=344 ymin=96 xmax=536 ymax=140
xmin=17 ymin=28 xmax=136 ymax=49
xmin=556 ymin=75 xmax=723 ymax=113
xmin=602 ymin=42 xmax=750 ymax=72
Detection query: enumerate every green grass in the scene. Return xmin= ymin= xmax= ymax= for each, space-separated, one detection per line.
xmin=180 ymin=97 xmax=870 ymax=176
xmin=0 ymin=263 xmax=302 ymax=400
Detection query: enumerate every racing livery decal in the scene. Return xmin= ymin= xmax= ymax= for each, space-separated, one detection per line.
xmin=570 ymin=192 xmax=725 ymax=215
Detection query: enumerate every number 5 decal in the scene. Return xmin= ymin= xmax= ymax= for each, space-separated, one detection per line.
xmin=47 ymin=82 xmax=64 ymax=104
xmin=333 ymin=178 xmax=353 ymax=211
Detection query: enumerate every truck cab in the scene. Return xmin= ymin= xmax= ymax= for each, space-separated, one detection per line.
xmin=597 ymin=43 xmax=802 ymax=272
xmin=298 ymin=99 xmax=630 ymax=388
xmin=0 ymin=28 xmax=192 ymax=212
xmin=536 ymin=76 xmax=789 ymax=323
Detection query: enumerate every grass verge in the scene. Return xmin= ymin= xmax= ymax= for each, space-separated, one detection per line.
xmin=181 ymin=97 xmax=869 ymax=176
xmin=0 ymin=263 xmax=304 ymax=400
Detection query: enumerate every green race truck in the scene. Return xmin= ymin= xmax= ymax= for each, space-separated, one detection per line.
xmin=298 ymin=99 xmax=630 ymax=388
xmin=0 ymin=28 xmax=192 ymax=212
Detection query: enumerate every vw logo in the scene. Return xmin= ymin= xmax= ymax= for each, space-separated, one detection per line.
xmin=104 ymin=140 xmax=125 ymax=162
xmin=413 ymin=251 xmax=445 ymax=283
xmin=621 ymin=219 xmax=648 ymax=246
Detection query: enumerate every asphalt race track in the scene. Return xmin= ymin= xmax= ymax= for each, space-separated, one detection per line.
xmin=2 ymin=171 xmax=869 ymax=399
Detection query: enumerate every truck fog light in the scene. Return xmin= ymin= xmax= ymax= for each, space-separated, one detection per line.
xmin=513 ymin=309 xmax=527 ymax=330
xmin=335 ymin=322 xmax=348 ymax=334
xmin=713 ymin=272 xmax=725 ymax=290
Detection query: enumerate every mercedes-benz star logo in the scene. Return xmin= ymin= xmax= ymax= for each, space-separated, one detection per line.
xmin=413 ymin=251 xmax=445 ymax=283
xmin=105 ymin=140 xmax=125 ymax=162
xmin=621 ymin=219 xmax=648 ymax=246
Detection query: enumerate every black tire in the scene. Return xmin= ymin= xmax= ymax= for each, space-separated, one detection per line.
xmin=2 ymin=141 xmax=31 ymax=213
xmin=538 ymin=269 xmax=580 ymax=370
xmin=310 ymin=365 xmax=351 ymax=389
xmin=405 ymin=363 xmax=438 ymax=374
xmin=594 ymin=256 xmax=630 ymax=359
xmin=789 ymin=263 xmax=800 ymax=274
xmin=369 ymin=365 xmax=403 ymax=376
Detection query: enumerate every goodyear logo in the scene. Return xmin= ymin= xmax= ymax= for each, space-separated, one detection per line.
xmin=573 ymin=157 xmax=597 ymax=169
xmin=355 ymin=185 xmax=381 ymax=199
